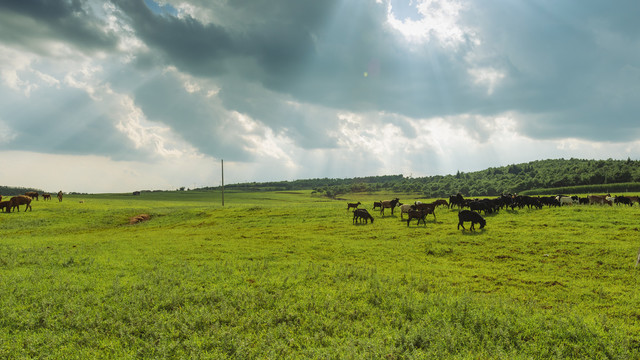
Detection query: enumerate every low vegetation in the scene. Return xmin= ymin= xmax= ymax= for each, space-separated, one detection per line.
xmin=197 ymin=158 xmax=640 ymax=199
xmin=1 ymin=190 xmax=640 ymax=358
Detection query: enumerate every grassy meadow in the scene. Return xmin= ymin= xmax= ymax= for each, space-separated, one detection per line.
xmin=1 ymin=190 xmax=640 ymax=359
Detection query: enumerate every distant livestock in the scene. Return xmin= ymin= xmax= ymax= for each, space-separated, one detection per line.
xmin=42 ymin=194 xmax=52 ymax=201
xmin=347 ymin=202 xmax=361 ymax=211
xmin=57 ymin=191 xmax=63 ymax=202
xmin=372 ymin=201 xmax=382 ymax=210
xmin=449 ymin=193 xmax=465 ymax=209
xmin=133 ymin=191 xmax=141 ymax=196
xmin=556 ymin=196 xmax=576 ymax=206
xmin=353 ymin=209 xmax=374 ymax=224
xmin=25 ymin=191 xmax=39 ymax=201
xmin=457 ymin=210 xmax=486 ymax=231
xmin=627 ymin=196 xmax=640 ymax=205
xmin=399 ymin=204 xmax=413 ymax=219
xmin=380 ymin=198 xmax=400 ymax=215
xmin=432 ymin=199 xmax=449 ymax=208
xmin=9 ymin=195 xmax=32 ymax=213
xmin=406 ymin=209 xmax=428 ymax=227
xmin=614 ymin=196 xmax=633 ymax=206
xmin=0 ymin=201 xmax=9 ymax=212
xmin=588 ymin=195 xmax=612 ymax=206
xmin=411 ymin=203 xmax=437 ymax=221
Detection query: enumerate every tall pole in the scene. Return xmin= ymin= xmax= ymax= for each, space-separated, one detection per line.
xmin=221 ymin=159 xmax=224 ymax=206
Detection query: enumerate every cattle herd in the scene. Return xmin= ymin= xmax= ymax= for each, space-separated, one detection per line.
xmin=0 ymin=191 xmax=63 ymax=213
xmin=349 ymin=192 xmax=640 ymax=231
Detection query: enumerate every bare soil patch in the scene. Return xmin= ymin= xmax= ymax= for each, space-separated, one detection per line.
xmin=129 ymin=214 xmax=151 ymax=224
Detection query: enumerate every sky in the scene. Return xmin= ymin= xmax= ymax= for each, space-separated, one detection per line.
xmin=1 ymin=0 xmax=640 ymax=193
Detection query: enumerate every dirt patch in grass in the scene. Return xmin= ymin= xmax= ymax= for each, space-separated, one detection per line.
xmin=129 ymin=214 xmax=151 ymax=224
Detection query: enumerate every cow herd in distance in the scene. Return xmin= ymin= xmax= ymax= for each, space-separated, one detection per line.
xmin=349 ymin=192 xmax=639 ymax=231
xmin=0 ymin=191 xmax=63 ymax=213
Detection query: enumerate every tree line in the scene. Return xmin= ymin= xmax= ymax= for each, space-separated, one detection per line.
xmin=4 ymin=158 xmax=639 ymax=197
xmin=212 ymin=158 xmax=640 ymax=198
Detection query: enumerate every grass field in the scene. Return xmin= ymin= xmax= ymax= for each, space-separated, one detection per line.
xmin=1 ymin=190 xmax=640 ymax=359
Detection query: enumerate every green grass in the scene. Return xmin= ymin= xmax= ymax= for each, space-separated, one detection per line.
xmin=1 ymin=191 xmax=640 ymax=359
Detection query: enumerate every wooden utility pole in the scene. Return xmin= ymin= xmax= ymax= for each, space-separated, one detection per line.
xmin=221 ymin=159 xmax=224 ymax=206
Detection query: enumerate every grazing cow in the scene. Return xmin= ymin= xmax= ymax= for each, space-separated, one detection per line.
xmin=25 ymin=191 xmax=39 ymax=201
xmin=556 ymin=196 xmax=576 ymax=206
xmin=469 ymin=199 xmax=496 ymax=214
xmin=353 ymin=209 xmax=374 ymax=224
xmin=588 ymin=195 xmax=612 ymax=206
xmin=457 ymin=210 xmax=486 ymax=231
xmin=57 ymin=191 xmax=63 ymax=202
xmin=0 ymin=201 xmax=9 ymax=212
xmin=42 ymin=194 xmax=52 ymax=201
xmin=406 ymin=209 xmax=428 ymax=226
xmin=347 ymin=201 xmax=361 ymax=211
xmin=380 ymin=198 xmax=400 ymax=215
xmin=399 ymin=204 xmax=414 ymax=219
xmin=614 ymin=196 xmax=633 ymax=206
xmin=449 ymin=193 xmax=465 ymax=209
xmin=9 ymin=195 xmax=32 ymax=213
xmin=412 ymin=203 xmax=436 ymax=221
xmin=432 ymin=199 xmax=449 ymax=208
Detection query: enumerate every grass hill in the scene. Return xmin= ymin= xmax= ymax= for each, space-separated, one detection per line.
xmin=205 ymin=158 xmax=640 ymax=198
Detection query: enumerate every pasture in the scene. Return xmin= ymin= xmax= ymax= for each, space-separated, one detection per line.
xmin=1 ymin=190 xmax=640 ymax=358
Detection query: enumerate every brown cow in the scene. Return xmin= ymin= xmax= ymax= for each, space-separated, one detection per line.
xmin=25 ymin=191 xmax=39 ymax=201
xmin=57 ymin=191 xmax=63 ymax=202
xmin=9 ymin=195 xmax=32 ymax=212
xmin=42 ymin=194 xmax=52 ymax=201
xmin=627 ymin=196 xmax=640 ymax=205
xmin=432 ymin=199 xmax=449 ymax=208
xmin=588 ymin=195 xmax=612 ymax=206
xmin=0 ymin=201 xmax=10 ymax=212
xmin=412 ymin=203 xmax=437 ymax=221
xmin=406 ymin=209 xmax=429 ymax=226
xmin=380 ymin=198 xmax=400 ymax=215
xmin=347 ymin=202 xmax=361 ymax=211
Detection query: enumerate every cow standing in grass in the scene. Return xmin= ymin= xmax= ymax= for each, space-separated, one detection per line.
xmin=457 ymin=210 xmax=486 ymax=231
xmin=406 ymin=209 xmax=428 ymax=227
xmin=353 ymin=209 xmax=374 ymax=224
xmin=8 ymin=195 xmax=32 ymax=213
xmin=347 ymin=202 xmax=361 ymax=211
xmin=25 ymin=191 xmax=39 ymax=201
xmin=380 ymin=198 xmax=400 ymax=216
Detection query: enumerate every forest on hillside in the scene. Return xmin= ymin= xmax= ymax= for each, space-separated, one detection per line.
xmin=4 ymin=158 xmax=640 ymax=197
xmin=215 ymin=158 xmax=640 ymax=198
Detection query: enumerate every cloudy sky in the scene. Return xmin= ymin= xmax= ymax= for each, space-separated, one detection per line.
xmin=1 ymin=0 xmax=639 ymax=193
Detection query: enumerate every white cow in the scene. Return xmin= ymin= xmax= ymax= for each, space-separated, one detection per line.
xmin=556 ymin=196 xmax=576 ymax=206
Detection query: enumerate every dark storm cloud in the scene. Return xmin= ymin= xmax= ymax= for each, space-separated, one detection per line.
xmin=114 ymin=0 xmax=481 ymax=119
xmin=131 ymin=74 xmax=253 ymax=161
xmin=0 ymin=0 xmax=118 ymax=53
xmin=112 ymin=0 xmax=478 ymax=149
xmin=111 ymin=0 xmax=235 ymax=76
xmin=4 ymin=0 xmax=640 ymax=166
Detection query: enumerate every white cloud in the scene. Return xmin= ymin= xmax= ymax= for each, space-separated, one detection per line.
xmin=386 ymin=0 xmax=472 ymax=48
xmin=468 ymin=67 xmax=505 ymax=95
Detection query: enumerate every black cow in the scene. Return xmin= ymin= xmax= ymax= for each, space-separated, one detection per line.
xmin=457 ymin=210 xmax=486 ymax=231
xmin=353 ymin=209 xmax=374 ymax=224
